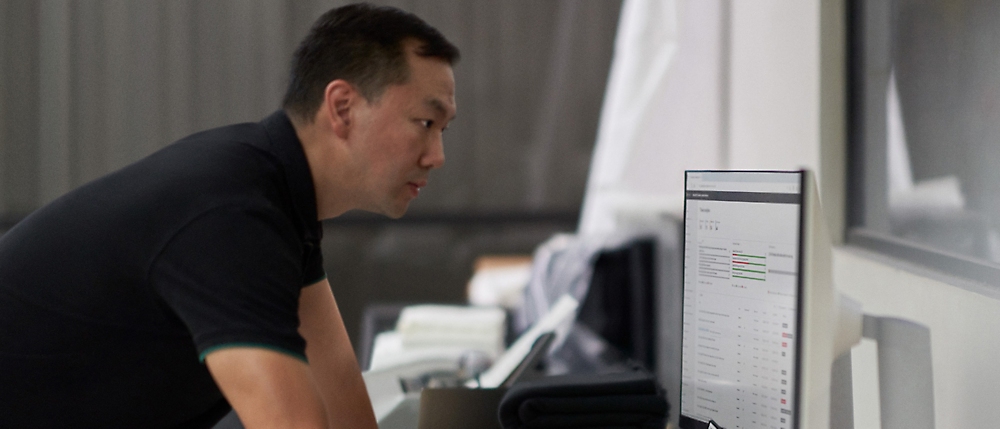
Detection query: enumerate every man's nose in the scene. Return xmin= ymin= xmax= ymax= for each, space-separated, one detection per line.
xmin=420 ymin=135 xmax=445 ymax=170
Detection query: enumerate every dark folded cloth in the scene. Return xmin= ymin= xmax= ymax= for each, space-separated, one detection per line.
xmin=498 ymin=370 xmax=669 ymax=429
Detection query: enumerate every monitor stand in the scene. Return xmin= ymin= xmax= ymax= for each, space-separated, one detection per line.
xmin=828 ymin=308 xmax=935 ymax=429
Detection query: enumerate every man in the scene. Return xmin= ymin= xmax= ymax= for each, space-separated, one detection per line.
xmin=0 ymin=3 xmax=458 ymax=428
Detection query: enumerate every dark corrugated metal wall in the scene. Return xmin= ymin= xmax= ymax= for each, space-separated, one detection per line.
xmin=0 ymin=0 xmax=622 ymax=348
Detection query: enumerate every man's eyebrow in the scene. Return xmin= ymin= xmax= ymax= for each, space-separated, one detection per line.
xmin=425 ymin=97 xmax=456 ymax=120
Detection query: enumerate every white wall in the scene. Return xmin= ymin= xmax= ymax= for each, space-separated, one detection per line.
xmin=727 ymin=1 xmax=1000 ymax=428
xmin=729 ymin=1 xmax=820 ymax=174
xmin=836 ymin=248 xmax=1000 ymax=428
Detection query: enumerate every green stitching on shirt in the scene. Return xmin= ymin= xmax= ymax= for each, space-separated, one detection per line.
xmin=305 ymin=272 xmax=328 ymax=286
xmin=198 ymin=343 xmax=308 ymax=364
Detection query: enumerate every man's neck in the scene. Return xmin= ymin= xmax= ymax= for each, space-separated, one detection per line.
xmin=288 ymin=112 xmax=357 ymax=220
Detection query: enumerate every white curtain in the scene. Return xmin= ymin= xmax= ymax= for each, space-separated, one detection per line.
xmin=579 ymin=0 xmax=730 ymax=234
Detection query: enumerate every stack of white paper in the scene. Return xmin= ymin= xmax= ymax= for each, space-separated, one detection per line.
xmin=396 ymin=305 xmax=506 ymax=358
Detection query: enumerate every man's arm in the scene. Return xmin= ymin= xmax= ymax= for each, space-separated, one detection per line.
xmin=298 ymin=278 xmax=379 ymax=428
xmin=205 ymin=347 xmax=329 ymax=429
xmin=204 ymin=279 xmax=377 ymax=429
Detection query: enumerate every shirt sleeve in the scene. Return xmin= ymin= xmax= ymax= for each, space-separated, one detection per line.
xmin=302 ymin=238 xmax=326 ymax=286
xmin=151 ymin=205 xmax=313 ymax=363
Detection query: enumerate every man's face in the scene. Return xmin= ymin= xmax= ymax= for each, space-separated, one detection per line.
xmin=349 ymin=47 xmax=456 ymax=218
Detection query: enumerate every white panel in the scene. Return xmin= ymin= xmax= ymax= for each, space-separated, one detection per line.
xmin=836 ymin=248 xmax=1000 ymax=428
xmin=728 ymin=1 xmax=820 ymax=174
xmin=850 ymin=338 xmax=881 ymax=429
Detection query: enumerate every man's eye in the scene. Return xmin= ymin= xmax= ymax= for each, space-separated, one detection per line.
xmin=420 ymin=120 xmax=434 ymax=128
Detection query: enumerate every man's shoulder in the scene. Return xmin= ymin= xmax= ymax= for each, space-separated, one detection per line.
xmin=51 ymin=120 xmax=292 ymax=234
xmin=140 ymin=121 xmax=281 ymax=183
xmin=176 ymin=120 xmax=269 ymax=147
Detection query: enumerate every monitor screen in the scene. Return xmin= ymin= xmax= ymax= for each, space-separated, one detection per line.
xmin=680 ymin=170 xmax=804 ymax=429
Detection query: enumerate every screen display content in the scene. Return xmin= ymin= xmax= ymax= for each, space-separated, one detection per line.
xmin=679 ymin=171 xmax=803 ymax=429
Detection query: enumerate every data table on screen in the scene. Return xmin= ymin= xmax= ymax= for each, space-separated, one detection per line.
xmin=681 ymin=173 xmax=802 ymax=429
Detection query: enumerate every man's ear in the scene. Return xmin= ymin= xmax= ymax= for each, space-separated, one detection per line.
xmin=323 ymin=80 xmax=357 ymax=140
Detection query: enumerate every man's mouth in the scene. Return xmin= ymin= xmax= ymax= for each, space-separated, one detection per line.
xmin=407 ymin=180 xmax=427 ymax=197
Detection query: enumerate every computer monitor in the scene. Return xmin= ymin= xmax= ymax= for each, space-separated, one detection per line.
xmin=679 ymin=170 xmax=850 ymax=429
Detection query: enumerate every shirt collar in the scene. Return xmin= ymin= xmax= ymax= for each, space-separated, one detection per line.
xmin=260 ymin=110 xmax=322 ymax=244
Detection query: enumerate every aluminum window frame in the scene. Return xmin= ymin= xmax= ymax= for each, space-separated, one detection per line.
xmin=846 ymin=0 xmax=1000 ymax=289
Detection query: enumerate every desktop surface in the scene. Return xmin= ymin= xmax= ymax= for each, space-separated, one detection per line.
xmin=417 ymin=388 xmax=506 ymax=429
xmin=371 ymin=300 xmax=571 ymax=429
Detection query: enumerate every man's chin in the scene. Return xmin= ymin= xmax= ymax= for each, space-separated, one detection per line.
xmin=364 ymin=203 xmax=409 ymax=219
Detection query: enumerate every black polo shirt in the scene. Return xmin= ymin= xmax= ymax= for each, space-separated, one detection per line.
xmin=0 ymin=111 xmax=325 ymax=428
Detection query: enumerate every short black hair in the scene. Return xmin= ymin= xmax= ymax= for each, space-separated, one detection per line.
xmin=282 ymin=3 xmax=460 ymax=122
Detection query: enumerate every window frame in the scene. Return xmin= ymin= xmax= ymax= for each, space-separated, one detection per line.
xmin=845 ymin=0 xmax=1000 ymax=288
